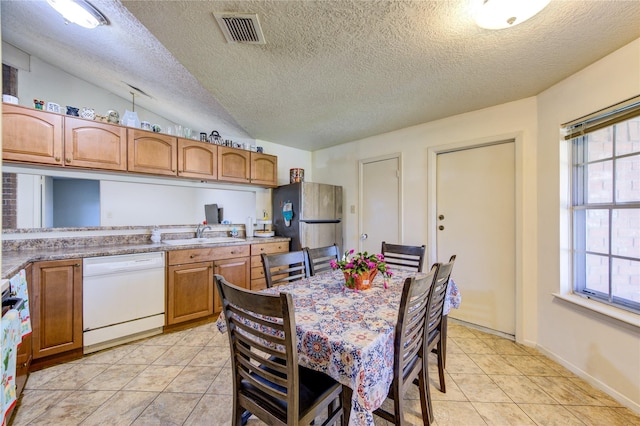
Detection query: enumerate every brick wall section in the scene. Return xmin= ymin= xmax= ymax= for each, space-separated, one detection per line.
xmin=3 ymin=173 xmax=17 ymax=229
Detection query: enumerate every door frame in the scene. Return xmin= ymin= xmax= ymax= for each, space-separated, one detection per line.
xmin=358 ymin=153 xmax=403 ymax=252
xmin=427 ymin=132 xmax=527 ymax=343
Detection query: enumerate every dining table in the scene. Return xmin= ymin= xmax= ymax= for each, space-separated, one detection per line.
xmin=217 ymin=268 xmax=419 ymax=425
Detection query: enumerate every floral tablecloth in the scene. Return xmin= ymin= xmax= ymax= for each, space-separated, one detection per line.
xmin=216 ymin=269 xmax=461 ymax=425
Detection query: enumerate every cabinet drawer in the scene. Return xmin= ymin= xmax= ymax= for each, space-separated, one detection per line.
xmin=168 ymin=245 xmax=250 ymax=265
xmin=250 ymin=242 xmax=288 ymax=256
xmin=251 ymin=278 xmax=267 ymax=291
xmin=251 ymin=265 xmax=265 ymax=279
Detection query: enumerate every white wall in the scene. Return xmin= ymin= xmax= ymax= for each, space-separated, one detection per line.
xmin=313 ymin=37 xmax=640 ymax=412
xmin=536 ymin=39 xmax=640 ymax=410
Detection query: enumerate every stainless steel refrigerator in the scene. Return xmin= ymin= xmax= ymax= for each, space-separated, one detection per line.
xmin=272 ymin=182 xmax=343 ymax=252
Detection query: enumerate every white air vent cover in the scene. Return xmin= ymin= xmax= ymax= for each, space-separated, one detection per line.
xmin=213 ymin=13 xmax=266 ymax=44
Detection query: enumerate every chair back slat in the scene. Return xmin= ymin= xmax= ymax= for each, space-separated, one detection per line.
xmin=304 ymin=244 xmax=340 ymax=276
xmin=381 ymin=241 xmax=426 ymax=272
xmin=262 ymin=251 xmax=310 ymax=288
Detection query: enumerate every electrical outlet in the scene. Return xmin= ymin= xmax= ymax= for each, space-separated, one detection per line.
xmin=350 ymin=205 xmax=356 ymax=214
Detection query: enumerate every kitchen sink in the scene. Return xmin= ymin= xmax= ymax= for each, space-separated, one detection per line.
xmin=162 ymin=237 xmax=245 ymax=246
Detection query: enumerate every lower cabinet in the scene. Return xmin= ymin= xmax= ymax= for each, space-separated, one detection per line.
xmin=166 ymin=262 xmax=214 ymax=325
xmin=250 ymin=241 xmax=289 ymax=291
xmin=166 ymin=245 xmax=250 ymax=325
xmin=31 ymin=259 xmax=83 ymax=360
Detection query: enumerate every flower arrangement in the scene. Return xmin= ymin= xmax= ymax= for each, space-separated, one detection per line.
xmin=331 ymin=249 xmax=392 ymax=290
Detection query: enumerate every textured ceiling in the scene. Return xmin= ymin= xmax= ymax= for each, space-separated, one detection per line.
xmin=2 ymin=1 xmax=640 ymax=151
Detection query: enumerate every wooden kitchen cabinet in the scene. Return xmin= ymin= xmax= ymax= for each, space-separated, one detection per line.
xmin=177 ymin=138 xmax=217 ymax=180
xmin=167 ymin=261 xmax=214 ymax=325
xmin=166 ymin=244 xmax=250 ymax=324
xmin=64 ymin=116 xmax=127 ymax=170
xmin=250 ymin=152 xmax=278 ymax=187
xmin=31 ymin=259 xmax=83 ymax=360
xmin=2 ymin=103 xmax=63 ymax=166
xmin=250 ymin=241 xmax=289 ymax=291
xmin=218 ymin=146 xmax=250 ymax=183
xmin=127 ymin=129 xmax=178 ymax=176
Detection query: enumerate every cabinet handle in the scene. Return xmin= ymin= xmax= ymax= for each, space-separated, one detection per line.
xmin=65 ymin=158 xmax=72 ymax=163
xmin=190 ymin=255 xmax=195 ymax=258
xmin=74 ymin=263 xmax=80 ymax=267
xmin=55 ymin=156 xmax=61 ymax=162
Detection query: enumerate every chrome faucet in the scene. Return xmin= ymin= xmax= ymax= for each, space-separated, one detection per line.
xmin=195 ymin=223 xmax=211 ymax=238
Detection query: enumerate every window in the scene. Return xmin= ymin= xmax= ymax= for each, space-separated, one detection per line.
xmin=564 ymin=96 xmax=640 ymax=313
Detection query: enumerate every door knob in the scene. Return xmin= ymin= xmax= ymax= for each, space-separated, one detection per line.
xmin=361 ymin=233 xmax=368 ymax=240
xmin=438 ymin=225 xmax=445 ymax=231
xmin=438 ymin=215 xmax=445 ymax=220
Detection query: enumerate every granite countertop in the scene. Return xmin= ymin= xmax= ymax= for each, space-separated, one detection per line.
xmin=2 ymin=237 xmax=290 ymax=279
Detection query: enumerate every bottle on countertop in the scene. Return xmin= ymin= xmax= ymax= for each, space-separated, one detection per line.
xmin=150 ymin=227 xmax=161 ymax=243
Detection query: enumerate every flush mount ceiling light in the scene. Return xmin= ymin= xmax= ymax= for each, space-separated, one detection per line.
xmin=473 ymin=0 xmax=550 ymax=30
xmin=47 ymin=0 xmax=109 ymax=29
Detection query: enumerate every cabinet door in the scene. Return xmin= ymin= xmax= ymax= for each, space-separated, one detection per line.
xmin=213 ymin=257 xmax=250 ymax=312
xmin=64 ymin=117 xmax=127 ymax=170
xmin=127 ymin=129 xmax=177 ymax=176
xmin=250 ymin=152 xmax=278 ymax=187
xmin=2 ymin=104 xmax=63 ymax=165
xmin=167 ymin=262 xmax=214 ymax=325
xmin=178 ymin=138 xmax=217 ymax=180
xmin=31 ymin=259 xmax=83 ymax=359
xmin=217 ymin=147 xmax=250 ymax=183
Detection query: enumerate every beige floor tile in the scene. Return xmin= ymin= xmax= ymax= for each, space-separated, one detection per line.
xmin=444 ymin=352 xmax=484 ymax=374
xmin=565 ymin=405 xmax=640 ymax=426
xmin=81 ymin=390 xmax=158 ymax=426
xmin=80 ymin=344 xmax=138 ymax=364
xmin=151 ymin=345 xmax=201 ymax=366
xmin=124 ymin=365 xmax=185 ymax=392
xmin=27 ymin=390 xmax=116 ymax=425
xmin=467 ymin=353 xmax=523 ymax=375
xmin=443 ymin=338 xmax=463 ymax=354
xmin=36 ymin=363 xmax=109 ymax=390
xmin=207 ymin=367 xmax=233 ymax=394
xmin=431 ymin=400 xmax=488 ymax=426
xmin=484 ymin=338 xmax=532 ymax=356
xmin=189 ymin=345 xmax=231 ymax=367
xmin=518 ymin=403 xmax=586 ymax=425
xmin=502 ymin=355 xmax=562 ymax=376
xmin=427 ymin=373 xmax=469 ymax=402
xmin=528 ymin=376 xmax=604 ymax=406
xmin=449 ymin=373 xmax=512 ymax=403
xmin=490 ymin=375 xmax=557 ymax=404
xmin=141 ymin=330 xmax=189 ymax=346
xmin=454 ymin=337 xmax=496 ymax=354
xmin=24 ymin=362 xmax=74 ymax=389
xmin=472 ymin=402 xmax=537 ymax=425
xmin=184 ymin=393 xmax=233 ymax=425
xmin=118 ymin=344 xmax=170 ymax=365
xmin=165 ymin=365 xmax=222 ymax=393
xmin=9 ymin=389 xmax=74 ymax=425
xmin=81 ymin=364 xmax=147 ymax=391
xmin=178 ymin=330 xmax=217 ymax=346
xmin=568 ymin=377 xmax=624 ymax=407
xmin=132 ymin=392 xmax=203 ymax=425
xmin=447 ymin=324 xmax=478 ymax=339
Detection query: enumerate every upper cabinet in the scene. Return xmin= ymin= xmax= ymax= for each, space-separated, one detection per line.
xmin=2 ymin=104 xmax=63 ymax=166
xmin=64 ymin=117 xmax=127 ymax=171
xmin=178 ymin=138 xmax=217 ymax=180
xmin=127 ymin=129 xmax=178 ymax=176
xmin=218 ymin=146 xmax=250 ymax=183
xmin=251 ymin=152 xmax=278 ymax=187
xmin=2 ymin=104 xmax=278 ymax=187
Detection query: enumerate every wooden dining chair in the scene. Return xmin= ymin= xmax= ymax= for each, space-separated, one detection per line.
xmin=420 ymin=254 xmax=456 ymax=410
xmin=373 ymin=267 xmax=439 ymax=426
xmin=304 ymin=244 xmax=340 ymax=276
xmin=381 ymin=241 xmax=426 ymax=272
xmin=214 ymin=274 xmax=344 ymax=426
xmin=435 ymin=255 xmax=456 ymax=370
xmin=261 ymin=250 xmax=310 ymax=288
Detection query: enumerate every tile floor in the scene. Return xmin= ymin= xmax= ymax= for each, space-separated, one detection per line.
xmin=9 ymin=321 xmax=640 ymax=425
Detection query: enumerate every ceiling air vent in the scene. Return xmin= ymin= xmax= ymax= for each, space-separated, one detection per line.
xmin=213 ymin=13 xmax=266 ymax=44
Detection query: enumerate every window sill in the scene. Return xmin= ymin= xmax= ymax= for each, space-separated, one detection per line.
xmin=553 ymin=293 xmax=640 ymax=328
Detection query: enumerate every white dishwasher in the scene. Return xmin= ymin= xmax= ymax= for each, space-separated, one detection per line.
xmin=83 ymin=252 xmax=165 ymax=353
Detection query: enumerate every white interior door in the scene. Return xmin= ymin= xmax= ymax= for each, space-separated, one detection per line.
xmin=436 ymin=141 xmax=515 ymax=336
xmin=360 ymin=156 xmax=400 ymax=254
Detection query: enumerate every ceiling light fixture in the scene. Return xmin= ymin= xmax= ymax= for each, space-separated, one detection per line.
xmin=473 ymin=0 xmax=550 ymax=30
xmin=47 ymin=0 xmax=109 ymax=29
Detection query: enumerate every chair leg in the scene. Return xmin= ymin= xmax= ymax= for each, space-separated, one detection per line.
xmin=419 ymin=366 xmax=431 ymax=425
xmin=437 ymin=342 xmax=446 ymax=393
xmin=441 ymin=315 xmax=448 ymax=369
xmin=425 ymin=360 xmax=434 ymax=424
xmin=341 ymin=385 xmax=352 ymax=425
